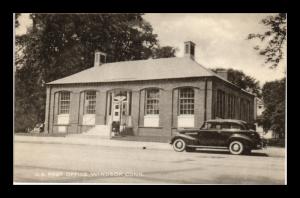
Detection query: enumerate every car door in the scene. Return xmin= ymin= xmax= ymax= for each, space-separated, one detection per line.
xmin=217 ymin=123 xmax=233 ymax=146
xmin=198 ymin=122 xmax=222 ymax=146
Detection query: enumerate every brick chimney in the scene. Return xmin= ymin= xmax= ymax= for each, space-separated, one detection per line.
xmin=184 ymin=41 xmax=195 ymax=60
xmin=94 ymin=51 xmax=107 ymax=67
xmin=215 ymin=68 xmax=228 ymax=80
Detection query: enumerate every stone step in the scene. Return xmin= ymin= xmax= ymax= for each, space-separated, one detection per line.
xmin=85 ymin=125 xmax=111 ymax=137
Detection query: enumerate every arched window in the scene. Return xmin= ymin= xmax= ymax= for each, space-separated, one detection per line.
xmin=84 ymin=91 xmax=96 ymax=114
xmin=145 ymin=88 xmax=160 ymax=115
xmin=59 ymin=91 xmax=70 ymax=114
xmin=179 ymin=88 xmax=194 ymax=115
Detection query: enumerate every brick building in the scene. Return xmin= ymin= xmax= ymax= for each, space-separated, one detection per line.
xmin=44 ymin=41 xmax=255 ymax=140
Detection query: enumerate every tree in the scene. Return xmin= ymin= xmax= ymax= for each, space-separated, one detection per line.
xmin=15 ymin=13 xmax=173 ymax=132
xmin=15 ymin=13 xmax=21 ymax=28
xmin=248 ymin=13 xmax=287 ymax=69
xmin=211 ymin=68 xmax=261 ymax=97
xmin=152 ymin=46 xmax=177 ymax=59
xmin=259 ymin=78 xmax=285 ymax=138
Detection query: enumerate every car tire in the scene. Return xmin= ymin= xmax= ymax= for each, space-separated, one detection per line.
xmin=229 ymin=140 xmax=244 ymax=155
xmin=173 ymin=138 xmax=186 ymax=152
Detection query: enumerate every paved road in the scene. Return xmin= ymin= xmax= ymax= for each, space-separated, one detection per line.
xmin=14 ymin=142 xmax=285 ymax=184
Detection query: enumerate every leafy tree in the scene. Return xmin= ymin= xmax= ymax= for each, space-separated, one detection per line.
xmin=15 ymin=13 xmax=175 ymax=132
xmin=15 ymin=13 xmax=21 ymax=28
xmin=211 ymin=68 xmax=261 ymax=97
xmin=152 ymin=46 xmax=177 ymax=59
xmin=258 ymin=78 xmax=285 ymax=138
xmin=248 ymin=13 xmax=287 ymax=69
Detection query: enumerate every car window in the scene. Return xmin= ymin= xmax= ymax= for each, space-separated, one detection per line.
xmin=203 ymin=123 xmax=210 ymax=129
xmin=200 ymin=123 xmax=208 ymax=129
xmin=203 ymin=122 xmax=222 ymax=130
xmin=230 ymin=123 xmax=243 ymax=130
xmin=222 ymin=123 xmax=231 ymax=129
xmin=230 ymin=123 xmax=240 ymax=129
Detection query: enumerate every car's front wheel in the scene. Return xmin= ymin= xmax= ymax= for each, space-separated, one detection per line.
xmin=229 ymin=140 xmax=244 ymax=155
xmin=173 ymin=138 xmax=186 ymax=152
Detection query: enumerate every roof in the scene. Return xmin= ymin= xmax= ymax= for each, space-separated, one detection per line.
xmin=46 ymin=56 xmax=254 ymax=97
xmin=47 ymin=57 xmax=226 ymax=84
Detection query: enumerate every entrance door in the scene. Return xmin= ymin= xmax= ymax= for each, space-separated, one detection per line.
xmin=108 ymin=89 xmax=132 ymax=134
xmin=112 ymin=102 xmax=121 ymax=122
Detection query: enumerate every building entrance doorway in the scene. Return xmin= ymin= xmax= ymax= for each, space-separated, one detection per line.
xmin=109 ymin=89 xmax=132 ymax=135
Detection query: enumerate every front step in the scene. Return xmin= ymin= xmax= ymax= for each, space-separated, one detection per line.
xmin=84 ymin=125 xmax=111 ymax=137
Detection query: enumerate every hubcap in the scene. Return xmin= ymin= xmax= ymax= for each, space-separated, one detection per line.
xmin=176 ymin=141 xmax=183 ymax=148
xmin=232 ymin=143 xmax=240 ymax=151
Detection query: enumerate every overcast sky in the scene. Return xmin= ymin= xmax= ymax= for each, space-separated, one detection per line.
xmin=16 ymin=13 xmax=286 ymax=86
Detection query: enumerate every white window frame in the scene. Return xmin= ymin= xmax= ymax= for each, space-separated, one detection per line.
xmin=179 ymin=88 xmax=194 ymax=115
xmin=145 ymin=89 xmax=160 ymax=115
xmin=59 ymin=91 xmax=70 ymax=114
xmin=178 ymin=88 xmax=195 ymax=128
xmin=144 ymin=89 xmax=160 ymax=127
xmin=84 ymin=91 xmax=96 ymax=114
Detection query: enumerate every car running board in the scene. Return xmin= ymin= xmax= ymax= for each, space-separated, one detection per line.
xmin=187 ymin=145 xmax=228 ymax=149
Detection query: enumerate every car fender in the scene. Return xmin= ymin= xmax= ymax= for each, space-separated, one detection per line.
xmin=227 ymin=134 xmax=254 ymax=146
xmin=170 ymin=133 xmax=197 ymax=144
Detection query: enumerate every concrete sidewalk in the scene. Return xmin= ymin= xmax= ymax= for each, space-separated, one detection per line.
xmin=14 ymin=135 xmax=172 ymax=151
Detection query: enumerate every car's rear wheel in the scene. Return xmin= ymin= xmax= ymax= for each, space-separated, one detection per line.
xmin=173 ymin=138 xmax=186 ymax=152
xmin=229 ymin=140 xmax=244 ymax=155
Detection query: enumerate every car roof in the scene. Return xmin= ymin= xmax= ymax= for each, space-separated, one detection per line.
xmin=205 ymin=119 xmax=247 ymax=125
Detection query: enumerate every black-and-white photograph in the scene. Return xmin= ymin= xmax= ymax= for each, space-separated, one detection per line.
xmin=13 ymin=13 xmax=287 ymax=184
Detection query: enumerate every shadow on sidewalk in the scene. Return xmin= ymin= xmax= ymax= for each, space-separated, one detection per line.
xmin=192 ymin=149 xmax=269 ymax=157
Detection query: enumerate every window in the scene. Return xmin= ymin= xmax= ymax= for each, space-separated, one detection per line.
xmin=246 ymin=100 xmax=250 ymax=121
xmin=227 ymin=94 xmax=236 ymax=119
xmin=59 ymin=92 xmax=70 ymax=114
xmin=216 ymin=90 xmax=225 ymax=118
xmin=206 ymin=123 xmax=221 ymax=130
xmin=231 ymin=123 xmax=242 ymax=130
xmin=240 ymin=98 xmax=250 ymax=121
xmin=84 ymin=91 xmax=96 ymax=114
xmin=222 ymin=123 xmax=231 ymax=129
xmin=185 ymin=44 xmax=189 ymax=54
xmin=240 ymin=98 xmax=244 ymax=120
xmin=108 ymin=93 xmax=112 ymax=115
xmin=145 ymin=89 xmax=159 ymax=115
xmin=179 ymin=88 xmax=194 ymax=115
xmin=202 ymin=122 xmax=215 ymax=129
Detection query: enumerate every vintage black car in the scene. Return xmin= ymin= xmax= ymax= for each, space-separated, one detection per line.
xmin=170 ymin=119 xmax=266 ymax=155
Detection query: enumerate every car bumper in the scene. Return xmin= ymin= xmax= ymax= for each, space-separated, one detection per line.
xmin=255 ymin=139 xmax=267 ymax=149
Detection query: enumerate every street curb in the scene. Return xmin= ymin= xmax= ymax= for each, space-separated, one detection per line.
xmin=14 ymin=136 xmax=172 ymax=151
